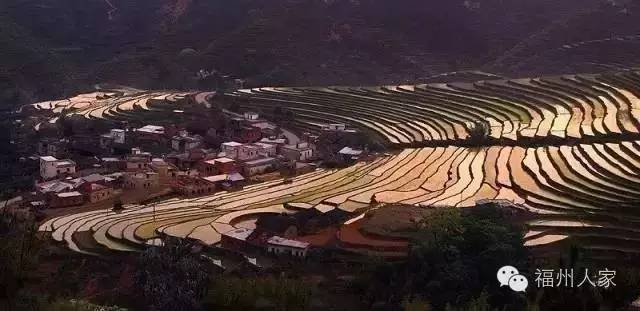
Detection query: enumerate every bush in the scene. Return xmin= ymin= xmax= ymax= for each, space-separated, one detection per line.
xmin=203 ymin=277 xmax=313 ymax=310
xmin=46 ymin=299 xmax=127 ymax=311
xmin=134 ymin=240 xmax=209 ymax=311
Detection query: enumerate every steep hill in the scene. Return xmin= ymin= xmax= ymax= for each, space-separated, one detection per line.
xmin=2 ymin=0 xmax=639 ymax=106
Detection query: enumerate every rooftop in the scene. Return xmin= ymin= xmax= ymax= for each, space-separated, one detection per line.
xmin=222 ymin=141 xmax=243 ymax=147
xmin=338 ymin=147 xmax=363 ymax=156
xmin=215 ymin=157 xmax=235 ymax=163
xmin=203 ymin=174 xmax=228 ymax=183
xmin=88 ymin=183 xmax=108 ymax=192
xmin=260 ymin=138 xmax=286 ymax=144
xmin=227 ymin=172 xmax=245 ymax=182
xmin=244 ymin=157 xmax=275 ymax=166
xmin=283 ymin=144 xmax=312 ymax=151
xmin=136 ymin=125 xmax=165 ymax=134
xmin=267 ymin=236 xmax=310 ymax=249
xmin=54 ymin=160 xmax=75 ymax=167
xmin=252 ymin=142 xmax=275 ymax=149
xmin=56 ymin=191 xmax=83 ymax=198
xmin=40 ymin=156 xmax=58 ymax=162
xmin=222 ymin=228 xmax=254 ymax=241
xmin=37 ymin=181 xmax=74 ymax=193
xmin=250 ymin=122 xmax=276 ymax=130
xmin=101 ymin=157 xmax=121 ymax=162
xmin=81 ymin=174 xmax=105 ymax=183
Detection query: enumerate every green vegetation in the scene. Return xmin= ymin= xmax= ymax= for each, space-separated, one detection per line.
xmin=45 ymin=299 xmax=127 ymax=311
xmin=203 ymin=277 xmax=313 ymax=310
xmin=0 ymin=211 xmax=42 ymax=310
xmin=356 ymin=205 xmax=640 ymax=310
xmin=134 ymin=240 xmax=209 ymax=311
xmin=357 ymin=205 xmax=529 ymax=309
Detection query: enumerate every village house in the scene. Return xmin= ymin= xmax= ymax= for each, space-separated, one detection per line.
xmin=281 ymin=142 xmax=314 ymax=162
xmin=266 ymin=236 xmax=310 ymax=258
xmin=243 ymin=157 xmax=277 ymax=176
xmin=221 ymin=142 xmax=262 ymax=161
xmin=238 ymin=144 xmax=261 ymax=161
xmin=321 ymin=123 xmax=347 ymax=131
xmin=135 ymin=125 xmax=165 ymax=137
xmin=125 ymin=155 xmax=150 ymax=171
xmin=83 ymin=183 xmax=114 ymax=203
xmin=250 ymin=122 xmax=278 ymax=138
xmin=244 ymin=112 xmax=260 ymax=121
xmin=171 ymin=175 xmax=216 ymax=196
xmin=236 ymin=126 xmax=262 ymax=143
xmin=252 ymin=142 xmax=277 ymax=157
xmin=49 ymin=191 xmax=84 ymax=208
xmin=99 ymin=128 xmax=126 ymax=148
xmin=166 ymin=148 xmax=211 ymax=170
xmin=123 ymin=171 xmax=160 ymax=190
xmin=71 ymin=173 xmax=109 ymax=188
xmin=171 ymin=133 xmax=203 ymax=152
xmin=220 ymin=228 xmax=257 ymax=251
xmin=227 ymin=117 xmax=263 ymax=143
xmin=338 ymin=146 xmax=364 ymax=163
xmin=259 ymin=137 xmax=287 ymax=152
xmin=195 ymin=157 xmax=236 ymax=176
xmin=39 ymin=156 xmax=76 ymax=180
xmin=37 ymin=138 xmax=68 ymax=158
xmin=36 ymin=180 xmax=74 ymax=195
xmin=101 ymin=157 xmax=126 ymax=172
xmin=221 ymin=172 xmax=245 ymax=190
xmin=220 ymin=141 xmax=242 ymax=159
xmin=220 ymin=227 xmax=310 ymax=258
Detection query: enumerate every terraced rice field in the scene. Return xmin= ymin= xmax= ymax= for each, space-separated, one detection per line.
xmin=229 ymin=71 xmax=640 ymax=146
xmin=29 ymin=85 xmax=212 ymax=125
xmin=39 ymin=70 xmax=640 ymax=256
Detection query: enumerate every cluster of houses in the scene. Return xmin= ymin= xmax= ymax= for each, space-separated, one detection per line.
xmin=26 ymin=112 xmax=366 ymax=210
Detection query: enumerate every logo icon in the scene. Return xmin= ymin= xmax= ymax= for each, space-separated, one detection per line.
xmin=497 ymin=265 xmax=529 ymax=292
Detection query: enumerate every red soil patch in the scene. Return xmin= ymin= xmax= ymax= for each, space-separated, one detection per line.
xmin=337 ymin=220 xmax=408 ymax=253
xmin=297 ymin=227 xmax=338 ymax=247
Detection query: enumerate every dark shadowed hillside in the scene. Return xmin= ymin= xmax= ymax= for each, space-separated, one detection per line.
xmin=1 ymin=0 xmax=639 ymax=106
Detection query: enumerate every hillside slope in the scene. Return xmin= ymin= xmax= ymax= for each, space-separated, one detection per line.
xmin=2 ymin=0 xmax=639 ymax=106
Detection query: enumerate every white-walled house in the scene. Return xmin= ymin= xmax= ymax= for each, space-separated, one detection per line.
xmin=220 ymin=141 xmax=243 ymax=159
xmin=281 ymin=142 xmax=314 ymax=162
xmin=40 ymin=156 xmax=76 ymax=180
xmin=221 ymin=142 xmax=261 ymax=161
xmin=266 ymin=236 xmax=310 ymax=258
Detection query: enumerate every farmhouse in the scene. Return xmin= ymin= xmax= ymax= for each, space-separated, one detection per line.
xmin=171 ymin=175 xmax=216 ymax=196
xmin=281 ymin=143 xmax=314 ymax=162
xmin=242 ymin=157 xmax=276 ymax=176
xmin=36 ymin=180 xmax=74 ymax=194
xmin=266 ymin=236 xmax=310 ymax=258
xmin=220 ymin=228 xmax=256 ymax=251
xmin=37 ymin=138 xmax=68 ymax=157
xmin=49 ymin=191 xmax=84 ymax=208
xmin=123 ymin=171 xmax=159 ymax=190
xmin=101 ymin=157 xmax=126 ymax=172
xmin=84 ymin=183 xmax=114 ymax=203
xmin=100 ymin=129 xmax=126 ymax=148
xmin=39 ymin=156 xmax=76 ymax=180
xmin=196 ymin=157 xmax=236 ymax=176
xmin=171 ymin=134 xmax=203 ymax=152
xmin=252 ymin=142 xmax=277 ymax=157
xmin=125 ymin=155 xmax=150 ymax=171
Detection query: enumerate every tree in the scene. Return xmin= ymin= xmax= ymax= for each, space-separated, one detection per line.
xmin=360 ymin=204 xmax=529 ymax=309
xmin=112 ymin=198 xmax=123 ymax=211
xmin=0 ymin=211 xmax=42 ymax=310
xmin=203 ymin=277 xmax=313 ymax=310
xmin=134 ymin=239 xmax=209 ymax=311
xmin=467 ymin=121 xmax=489 ymax=144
